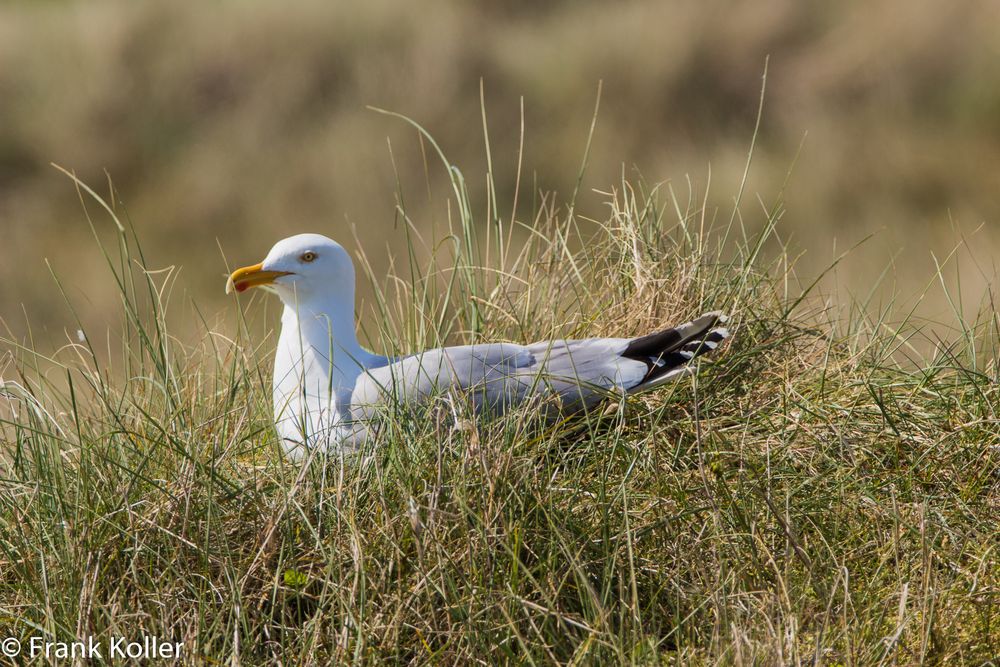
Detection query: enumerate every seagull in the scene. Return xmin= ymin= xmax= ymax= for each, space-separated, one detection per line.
xmin=227 ymin=233 xmax=730 ymax=459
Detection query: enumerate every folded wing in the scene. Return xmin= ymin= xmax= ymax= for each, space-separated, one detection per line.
xmin=349 ymin=311 xmax=729 ymax=427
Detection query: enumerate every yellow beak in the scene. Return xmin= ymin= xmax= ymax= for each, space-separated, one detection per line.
xmin=226 ymin=262 xmax=293 ymax=294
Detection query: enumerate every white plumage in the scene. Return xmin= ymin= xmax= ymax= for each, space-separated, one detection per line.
xmin=227 ymin=234 xmax=730 ymax=460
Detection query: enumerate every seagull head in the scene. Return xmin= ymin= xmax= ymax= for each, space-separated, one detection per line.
xmin=226 ymin=233 xmax=355 ymax=305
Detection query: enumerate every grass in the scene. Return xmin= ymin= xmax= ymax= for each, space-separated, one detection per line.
xmin=1 ymin=131 xmax=999 ymax=665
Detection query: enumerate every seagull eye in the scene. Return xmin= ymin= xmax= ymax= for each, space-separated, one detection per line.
xmin=300 ymin=252 xmax=317 ymax=263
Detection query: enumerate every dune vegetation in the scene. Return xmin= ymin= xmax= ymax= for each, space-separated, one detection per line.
xmin=1 ymin=116 xmax=997 ymax=665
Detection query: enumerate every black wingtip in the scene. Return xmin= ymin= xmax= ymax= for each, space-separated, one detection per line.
xmin=624 ymin=312 xmax=731 ymax=385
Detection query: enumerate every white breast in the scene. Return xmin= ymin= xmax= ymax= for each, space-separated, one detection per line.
xmin=271 ymin=307 xmax=367 ymax=458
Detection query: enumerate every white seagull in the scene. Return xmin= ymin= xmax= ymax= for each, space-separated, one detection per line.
xmin=227 ymin=234 xmax=730 ymax=459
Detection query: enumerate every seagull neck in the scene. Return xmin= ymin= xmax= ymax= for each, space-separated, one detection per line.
xmin=281 ymin=295 xmax=368 ymax=365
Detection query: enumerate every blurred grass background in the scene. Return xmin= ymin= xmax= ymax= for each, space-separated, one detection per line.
xmin=2 ymin=0 xmax=1000 ymax=343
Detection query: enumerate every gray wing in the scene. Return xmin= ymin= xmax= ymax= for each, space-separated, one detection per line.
xmin=350 ymin=342 xmax=555 ymax=419
xmin=349 ymin=311 xmax=729 ymax=425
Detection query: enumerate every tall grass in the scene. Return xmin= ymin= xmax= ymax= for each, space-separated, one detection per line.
xmin=1 ymin=132 xmax=998 ymax=665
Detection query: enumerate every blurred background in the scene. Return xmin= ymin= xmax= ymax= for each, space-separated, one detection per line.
xmin=2 ymin=0 xmax=1000 ymax=345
